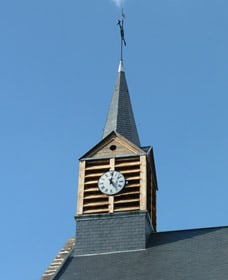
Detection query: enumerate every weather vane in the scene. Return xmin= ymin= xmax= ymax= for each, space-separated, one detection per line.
xmin=117 ymin=9 xmax=126 ymax=61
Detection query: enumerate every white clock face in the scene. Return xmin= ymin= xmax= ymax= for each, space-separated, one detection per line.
xmin=98 ymin=170 xmax=125 ymax=195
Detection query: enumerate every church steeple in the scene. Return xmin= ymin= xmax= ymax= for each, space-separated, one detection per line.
xmin=102 ymin=60 xmax=141 ymax=147
xmin=41 ymin=12 xmax=160 ymax=279
xmin=73 ymin=12 xmax=157 ymax=256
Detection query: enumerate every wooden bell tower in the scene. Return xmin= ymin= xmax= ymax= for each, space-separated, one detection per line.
xmin=76 ymin=132 xmax=158 ymax=231
xmin=74 ymin=61 xmax=158 ymax=256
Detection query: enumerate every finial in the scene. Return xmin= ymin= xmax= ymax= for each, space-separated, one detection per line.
xmin=118 ymin=60 xmax=124 ymax=72
xmin=117 ymin=9 xmax=126 ymax=61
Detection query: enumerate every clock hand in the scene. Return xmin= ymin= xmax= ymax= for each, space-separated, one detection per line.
xmin=109 ymin=179 xmax=118 ymax=190
xmin=112 ymin=179 xmax=118 ymax=189
xmin=109 ymin=171 xmax=113 ymax=184
xmin=108 ymin=171 xmax=119 ymax=190
xmin=109 ymin=173 xmax=116 ymax=188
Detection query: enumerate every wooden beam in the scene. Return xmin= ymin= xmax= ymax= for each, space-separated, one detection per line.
xmin=77 ymin=161 xmax=86 ymax=215
xmin=109 ymin=158 xmax=115 ymax=213
xmin=140 ymin=155 xmax=147 ymax=210
xmin=109 ymin=196 xmax=114 ymax=213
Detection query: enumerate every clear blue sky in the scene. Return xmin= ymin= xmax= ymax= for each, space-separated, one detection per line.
xmin=0 ymin=0 xmax=227 ymax=279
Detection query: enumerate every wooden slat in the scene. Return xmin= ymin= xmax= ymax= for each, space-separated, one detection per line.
xmin=115 ymin=190 xmax=140 ymax=197
xmin=114 ymin=206 xmax=139 ymax=211
xmin=85 ymin=172 xmax=104 ymax=178
xmin=114 ymin=199 xmax=139 ymax=204
xmin=125 ymin=183 xmax=140 ymax=188
xmin=84 ymin=201 xmax=109 ymax=207
xmin=86 ymin=159 xmax=109 ymax=166
xmin=85 ymin=164 xmax=110 ymax=170
xmin=115 ymin=156 xmax=139 ymax=163
xmin=84 ymin=194 xmax=107 ymax=199
xmin=83 ymin=208 xmax=109 ymax=214
xmin=115 ymin=161 xmax=140 ymax=167
xmin=84 ymin=179 xmax=99 ymax=185
xmin=126 ymin=175 xmax=140 ymax=180
xmin=84 ymin=188 xmax=99 ymax=192
xmin=121 ymin=168 xmax=140 ymax=174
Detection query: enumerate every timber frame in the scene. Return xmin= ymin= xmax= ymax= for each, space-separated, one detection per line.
xmin=76 ymin=132 xmax=157 ymax=231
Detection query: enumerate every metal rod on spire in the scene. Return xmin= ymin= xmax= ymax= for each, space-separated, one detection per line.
xmin=117 ymin=9 xmax=126 ymax=61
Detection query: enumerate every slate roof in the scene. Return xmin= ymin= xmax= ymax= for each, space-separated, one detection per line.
xmin=102 ymin=61 xmax=140 ymax=147
xmin=51 ymin=226 xmax=228 ymax=280
xmin=41 ymin=238 xmax=75 ymax=280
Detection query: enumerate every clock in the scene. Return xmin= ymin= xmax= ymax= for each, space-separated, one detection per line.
xmin=98 ymin=170 xmax=125 ymax=195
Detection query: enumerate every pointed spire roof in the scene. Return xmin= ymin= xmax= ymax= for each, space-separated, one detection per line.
xmin=102 ymin=60 xmax=140 ymax=147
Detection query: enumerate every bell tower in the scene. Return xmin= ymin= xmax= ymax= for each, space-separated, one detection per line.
xmin=74 ymin=60 xmax=158 ymax=256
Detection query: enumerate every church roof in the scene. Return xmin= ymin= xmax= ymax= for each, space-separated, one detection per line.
xmin=48 ymin=226 xmax=228 ymax=280
xmin=102 ymin=60 xmax=140 ymax=147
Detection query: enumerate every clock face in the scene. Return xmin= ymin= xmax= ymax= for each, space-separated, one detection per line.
xmin=98 ymin=170 xmax=125 ymax=195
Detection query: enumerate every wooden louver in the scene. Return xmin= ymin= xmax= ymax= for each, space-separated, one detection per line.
xmin=77 ymin=155 xmax=148 ymax=215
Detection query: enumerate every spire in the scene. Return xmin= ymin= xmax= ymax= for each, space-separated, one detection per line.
xmin=102 ymin=60 xmax=141 ymax=147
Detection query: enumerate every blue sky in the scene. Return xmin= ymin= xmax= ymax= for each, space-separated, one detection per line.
xmin=0 ymin=0 xmax=228 ymax=279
